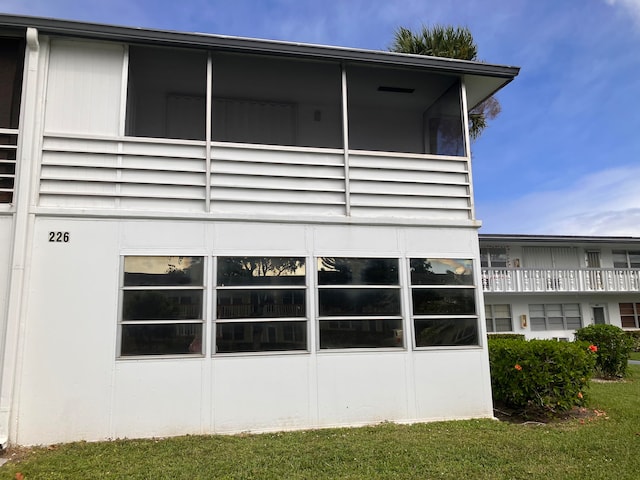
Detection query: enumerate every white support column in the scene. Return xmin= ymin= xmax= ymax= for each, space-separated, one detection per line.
xmin=340 ymin=64 xmax=351 ymax=217
xmin=0 ymin=27 xmax=42 ymax=448
xmin=459 ymin=79 xmax=474 ymax=220
xmin=205 ymin=53 xmax=212 ymax=212
xmin=116 ymin=44 xmax=129 ymax=208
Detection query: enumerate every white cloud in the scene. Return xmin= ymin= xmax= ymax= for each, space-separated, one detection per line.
xmin=478 ymin=166 xmax=640 ymax=236
xmin=605 ymin=0 xmax=640 ymax=27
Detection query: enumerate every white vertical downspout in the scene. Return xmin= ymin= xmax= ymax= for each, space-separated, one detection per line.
xmin=0 ymin=28 xmax=42 ymax=448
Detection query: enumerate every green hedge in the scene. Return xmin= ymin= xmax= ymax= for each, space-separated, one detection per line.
xmin=575 ymin=324 xmax=633 ymax=378
xmin=487 ymin=333 xmax=525 ymax=341
xmin=488 ymin=338 xmax=596 ymax=417
xmin=624 ymin=330 xmax=640 ymax=352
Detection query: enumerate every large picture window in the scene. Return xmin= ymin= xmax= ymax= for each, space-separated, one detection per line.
xmin=410 ymin=258 xmax=478 ymax=347
xmin=120 ymin=256 xmax=205 ymax=356
xmin=529 ymin=303 xmax=582 ymax=331
xmin=317 ymin=257 xmax=403 ymax=349
xmin=215 ymin=257 xmax=307 ymax=353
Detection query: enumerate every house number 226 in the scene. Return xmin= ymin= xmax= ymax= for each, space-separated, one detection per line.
xmin=48 ymin=231 xmax=70 ymax=243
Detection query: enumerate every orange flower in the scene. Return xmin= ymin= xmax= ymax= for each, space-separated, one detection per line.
xmin=589 ymin=345 xmax=598 ymax=352
xmin=514 ymin=364 xmax=522 ymax=371
xmin=577 ymin=392 xmax=583 ymax=399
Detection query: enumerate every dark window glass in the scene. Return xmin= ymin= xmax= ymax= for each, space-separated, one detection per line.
xmin=629 ymin=251 xmax=640 ymax=268
xmin=123 ymin=290 xmax=203 ymax=320
xmin=211 ymin=53 xmax=342 ymax=149
xmin=410 ymin=258 xmax=473 ymax=285
xmin=124 ymin=256 xmax=204 ymax=286
xmin=216 ymin=321 xmax=307 ymax=352
xmin=121 ymin=323 xmax=202 ymax=356
xmin=319 ymin=319 xmax=403 ymax=349
xmin=217 ymin=289 xmax=305 ymax=319
xmin=217 ymin=257 xmax=305 ymax=286
xmin=479 ymin=248 xmax=508 ymax=268
xmin=0 ymin=38 xmax=25 ymax=129
xmin=317 ymin=258 xmax=399 ymax=285
xmin=347 ymin=66 xmax=464 ymax=156
xmin=0 ymin=176 xmax=13 ymax=190
xmin=414 ymin=318 xmax=478 ymax=347
xmin=126 ymin=46 xmax=207 ymax=140
xmin=412 ymin=288 xmax=475 ymax=315
xmin=612 ymin=250 xmax=629 ymax=268
xmin=318 ymin=288 xmax=400 ymax=316
xmin=619 ymin=303 xmax=640 ymax=328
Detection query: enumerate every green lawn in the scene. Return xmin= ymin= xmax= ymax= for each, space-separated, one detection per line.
xmin=629 ymin=351 xmax=640 ymax=361
xmin=2 ymin=366 xmax=640 ymax=480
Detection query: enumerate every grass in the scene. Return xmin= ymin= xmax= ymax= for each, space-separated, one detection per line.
xmin=629 ymin=351 xmax=640 ymax=361
xmin=2 ymin=366 xmax=640 ymax=480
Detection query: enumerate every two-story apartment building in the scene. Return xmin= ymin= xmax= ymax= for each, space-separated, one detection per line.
xmin=480 ymin=234 xmax=640 ymax=340
xmin=0 ymin=15 xmax=519 ymax=446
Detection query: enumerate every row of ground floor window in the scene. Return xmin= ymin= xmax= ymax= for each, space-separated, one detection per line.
xmin=120 ymin=255 xmax=480 ymax=355
xmin=485 ymin=302 xmax=640 ymax=333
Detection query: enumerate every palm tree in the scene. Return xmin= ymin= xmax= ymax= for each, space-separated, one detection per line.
xmin=390 ymin=25 xmax=501 ymax=141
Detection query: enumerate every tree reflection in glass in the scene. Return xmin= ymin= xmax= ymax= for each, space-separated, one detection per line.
xmin=410 ymin=258 xmax=473 ymax=285
xmin=218 ymin=257 xmax=305 ymax=286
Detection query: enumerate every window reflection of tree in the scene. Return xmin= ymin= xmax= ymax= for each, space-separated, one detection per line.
xmin=121 ymin=257 xmax=204 ymax=356
xmin=216 ymin=257 xmax=307 ymax=352
xmin=218 ymin=257 xmax=304 ymax=285
xmin=318 ymin=257 xmax=398 ymax=285
xmin=410 ymin=258 xmax=472 ymax=285
xmin=410 ymin=257 xmax=478 ymax=347
xmin=317 ymin=258 xmax=402 ymax=348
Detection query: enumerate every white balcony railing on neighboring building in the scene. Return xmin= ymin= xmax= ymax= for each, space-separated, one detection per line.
xmin=481 ymin=268 xmax=640 ymax=293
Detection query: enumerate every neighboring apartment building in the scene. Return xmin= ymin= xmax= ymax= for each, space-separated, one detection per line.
xmin=0 ymin=15 xmax=519 ymax=445
xmin=480 ymin=234 xmax=640 ymax=340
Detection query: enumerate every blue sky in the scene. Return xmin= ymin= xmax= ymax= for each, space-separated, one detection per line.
xmin=2 ymin=0 xmax=640 ymax=236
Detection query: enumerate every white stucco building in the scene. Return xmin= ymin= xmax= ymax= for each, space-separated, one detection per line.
xmin=480 ymin=234 xmax=640 ymax=340
xmin=0 ymin=15 xmax=519 ymax=446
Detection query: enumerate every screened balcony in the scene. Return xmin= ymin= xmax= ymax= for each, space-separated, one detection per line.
xmin=37 ymin=41 xmax=484 ymax=219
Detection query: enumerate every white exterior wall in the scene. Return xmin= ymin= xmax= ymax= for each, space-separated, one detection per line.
xmin=485 ymin=293 xmax=633 ymax=341
xmin=10 ymin=218 xmax=491 ymax=445
xmin=0 ymin=31 xmax=503 ymax=446
xmin=482 ymin=241 xmax=640 ymax=339
xmin=0 ymin=216 xmax=13 ymax=364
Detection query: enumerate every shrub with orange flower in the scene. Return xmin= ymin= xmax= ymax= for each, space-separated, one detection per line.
xmin=514 ymin=364 xmax=522 ymax=371
xmin=577 ymin=392 xmax=583 ymax=399
xmin=588 ymin=344 xmax=598 ymax=352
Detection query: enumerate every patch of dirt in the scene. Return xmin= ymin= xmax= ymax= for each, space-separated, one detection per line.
xmin=591 ymin=377 xmax=626 ymax=383
xmin=0 ymin=446 xmax=35 ymax=465
xmin=493 ymin=403 xmax=609 ymax=425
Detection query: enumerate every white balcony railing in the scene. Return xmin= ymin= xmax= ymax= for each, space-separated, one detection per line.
xmin=37 ymin=133 xmax=473 ymax=220
xmin=481 ymin=268 xmax=640 ymax=293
